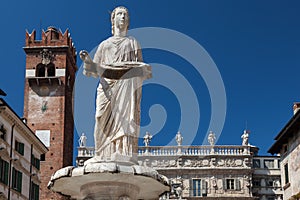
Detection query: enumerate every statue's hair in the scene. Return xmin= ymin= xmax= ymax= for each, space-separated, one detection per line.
xmin=111 ymin=6 xmax=130 ymax=35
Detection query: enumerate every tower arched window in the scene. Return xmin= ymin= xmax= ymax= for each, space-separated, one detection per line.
xmin=47 ymin=63 xmax=55 ymax=77
xmin=36 ymin=64 xmax=45 ymax=77
xmin=36 ymin=63 xmax=55 ymax=77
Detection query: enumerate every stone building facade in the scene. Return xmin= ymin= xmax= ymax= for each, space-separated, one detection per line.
xmin=252 ymin=156 xmax=282 ymax=200
xmin=269 ymin=103 xmax=300 ymax=200
xmin=0 ymin=98 xmax=48 ymax=200
xmin=77 ymin=132 xmax=283 ymax=200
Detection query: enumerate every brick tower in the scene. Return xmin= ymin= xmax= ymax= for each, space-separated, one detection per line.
xmin=23 ymin=27 xmax=77 ymax=199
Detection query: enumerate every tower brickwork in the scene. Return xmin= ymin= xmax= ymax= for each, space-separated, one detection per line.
xmin=23 ymin=27 xmax=77 ymax=200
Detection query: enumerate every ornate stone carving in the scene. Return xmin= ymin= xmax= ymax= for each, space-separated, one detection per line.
xmin=40 ymin=49 xmax=54 ymax=65
xmin=143 ymin=156 xmax=251 ymax=169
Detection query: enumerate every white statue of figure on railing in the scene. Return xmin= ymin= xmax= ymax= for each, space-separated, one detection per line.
xmin=78 ymin=133 xmax=87 ymax=147
xmin=175 ymin=131 xmax=183 ymax=146
xmin=208 ymin=131 xmax=216 ymax=146
xmin=80 ymin=6 xmax=152 ymax=161
xmin=143 ymin=132 xmax=152 ymax=147
xmin=241 ymin=130 xmax=250 ymax=146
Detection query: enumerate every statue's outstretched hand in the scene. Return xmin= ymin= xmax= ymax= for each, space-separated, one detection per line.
xmin=79 ymin=50 xmax=93 ymax=64
xmin=80 ymin=50 xmax=97 ymax=77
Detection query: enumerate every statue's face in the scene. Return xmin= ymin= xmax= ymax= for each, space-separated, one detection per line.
xmin=114 ymin=8 xmax=129 ymax=30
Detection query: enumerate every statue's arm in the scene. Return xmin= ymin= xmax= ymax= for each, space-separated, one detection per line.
xmin=79 ymin=50 xmax=99 ymax=78
xmin=134 ymin=39 xmax=143 ymax=62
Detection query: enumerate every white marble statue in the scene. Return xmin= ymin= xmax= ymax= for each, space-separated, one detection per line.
xmin=241 ymin=130 xmax=249 ymax=146
xmin=143 ymin=132 xmax=152 ymax=147
xmin=78 ymin=133 xmax=87 ymax=147
xmin=208 ymin=131 xmax=216 ymax=146
xmin=175 ymin=131 xmax=183 ymax=146
xmin=80 ymin=6 xmax=151 ymax=160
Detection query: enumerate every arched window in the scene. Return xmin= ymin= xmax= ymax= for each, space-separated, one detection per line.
xmin=36 ymin=64 xmax=45 ymax=77
xmin=36 ymin=63 xmax=55 ymax=77
xmin=47 ymin=63 xmax=55 ymax=77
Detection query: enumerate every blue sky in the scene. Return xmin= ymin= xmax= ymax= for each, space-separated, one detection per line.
xmin=1 ymin=0 xmax=300 ymax=156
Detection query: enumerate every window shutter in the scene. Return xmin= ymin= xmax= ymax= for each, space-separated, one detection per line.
xmin=192 ymin=180 xmax=196 ymax=196
xmin=190 ymin=179 xmax=193 ymax=196
xmin=35 ymin=184 xmax=40 ymax=200
xmin=235 ymin=179 xmax=241 ymax=190
xmin=20 ymin=143 xmax=24 ymax=156
xmin=17 ymin=171 xmax=22 ymax=193
xmin=36 ymin=159 xmax=40 ymax=170
xmin=31 ymin=154 xmax=34 ymax=165
xmin=223 ymin=179 xmax=227 ymax=190
xmin=4 ymin=161 xmax=9 ymax=185
xmin=202 ymin=180 xmax=207 ymax=194
xmin=12 ymin=168 xmax=16 ymax=188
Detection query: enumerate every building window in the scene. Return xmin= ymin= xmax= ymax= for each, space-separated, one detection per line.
xmin=264 ymin=159 xmax=274 ymax=169
xmin=31 ymin=155 xmax=40 ymax=170
xmin=266 ymin=179 xmax=274 ymax=187
xmin=41 ymin=154 xmax=45 ymax=161
xmin=31 ymin=182 xmax=39 ymax=200
xmin=225 ymin=179 xmax=241 ymax=190
xmin=192 ymin=179 xmax=207 ymax=197
xmin=284 ymin=163 xmax=289 ymax=185
xmin=47 ymin=63 xmax=55 ymax=77
xmin=36 ymin=63 xmax=55 ymax=77
xmin=36 ymin=64 xmax=45 ymax=77
xmin=192 ymin=179 xmax=201 ymax=197
xmin=15 ymin=141 xmax=25 ymax=156
xmin=12 ymin=168 xmax=22 ymax=193
xmin=191 ymin=180 xmax=207 ymax=196
xmin=0 ymin=124 xmax=6 ymax=141
xmin=253 ymin=179 xmax=261 ymax=187
xmin=0 ymin=158 xmax=9 ymax=185
xmin=253 ymin=159 xmax=261 ymax=168
xmin=226 ymin=179 xmax=235 ymax=190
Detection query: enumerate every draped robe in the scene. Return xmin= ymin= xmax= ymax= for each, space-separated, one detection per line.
xmin=86 ymin=36 xmax=143 ymax=158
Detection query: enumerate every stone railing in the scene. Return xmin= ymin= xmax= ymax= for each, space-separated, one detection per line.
xmin=77 ymin=147 xmax=95 ymax=157
xmin=77 ymin=145 xmax=251 ymax=158
xmin=138 ymin=145 xmax=250 ymax=156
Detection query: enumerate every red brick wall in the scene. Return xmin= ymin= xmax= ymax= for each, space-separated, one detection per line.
xmin=23 ymin=27 xmax=77 ymax=200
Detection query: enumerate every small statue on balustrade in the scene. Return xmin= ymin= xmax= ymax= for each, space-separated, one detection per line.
xmin=175 ymin=131 xmax=183 ymax=146
xmin=241 ymin=130 xmax=250 ymax=146
xmin=78 ymin=133 xmax=87 ymax=147
xmin=143 ymin=132 xmax=152 ymax=147
xmin=208 ymin=131 xmax=216 ymax=146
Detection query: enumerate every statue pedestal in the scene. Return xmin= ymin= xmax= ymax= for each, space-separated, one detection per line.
xmin=48 ymin=161 xmax=170 ymax=200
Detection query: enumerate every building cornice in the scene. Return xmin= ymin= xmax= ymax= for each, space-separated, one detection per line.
xmin=268 ymin=110 xmax=300 ymax=154
xmin=0 ymin=98 xmax=48 ymax=154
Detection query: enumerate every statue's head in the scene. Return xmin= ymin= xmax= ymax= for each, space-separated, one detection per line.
xmin=111 ymin=6 xmax=129 ymax=35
